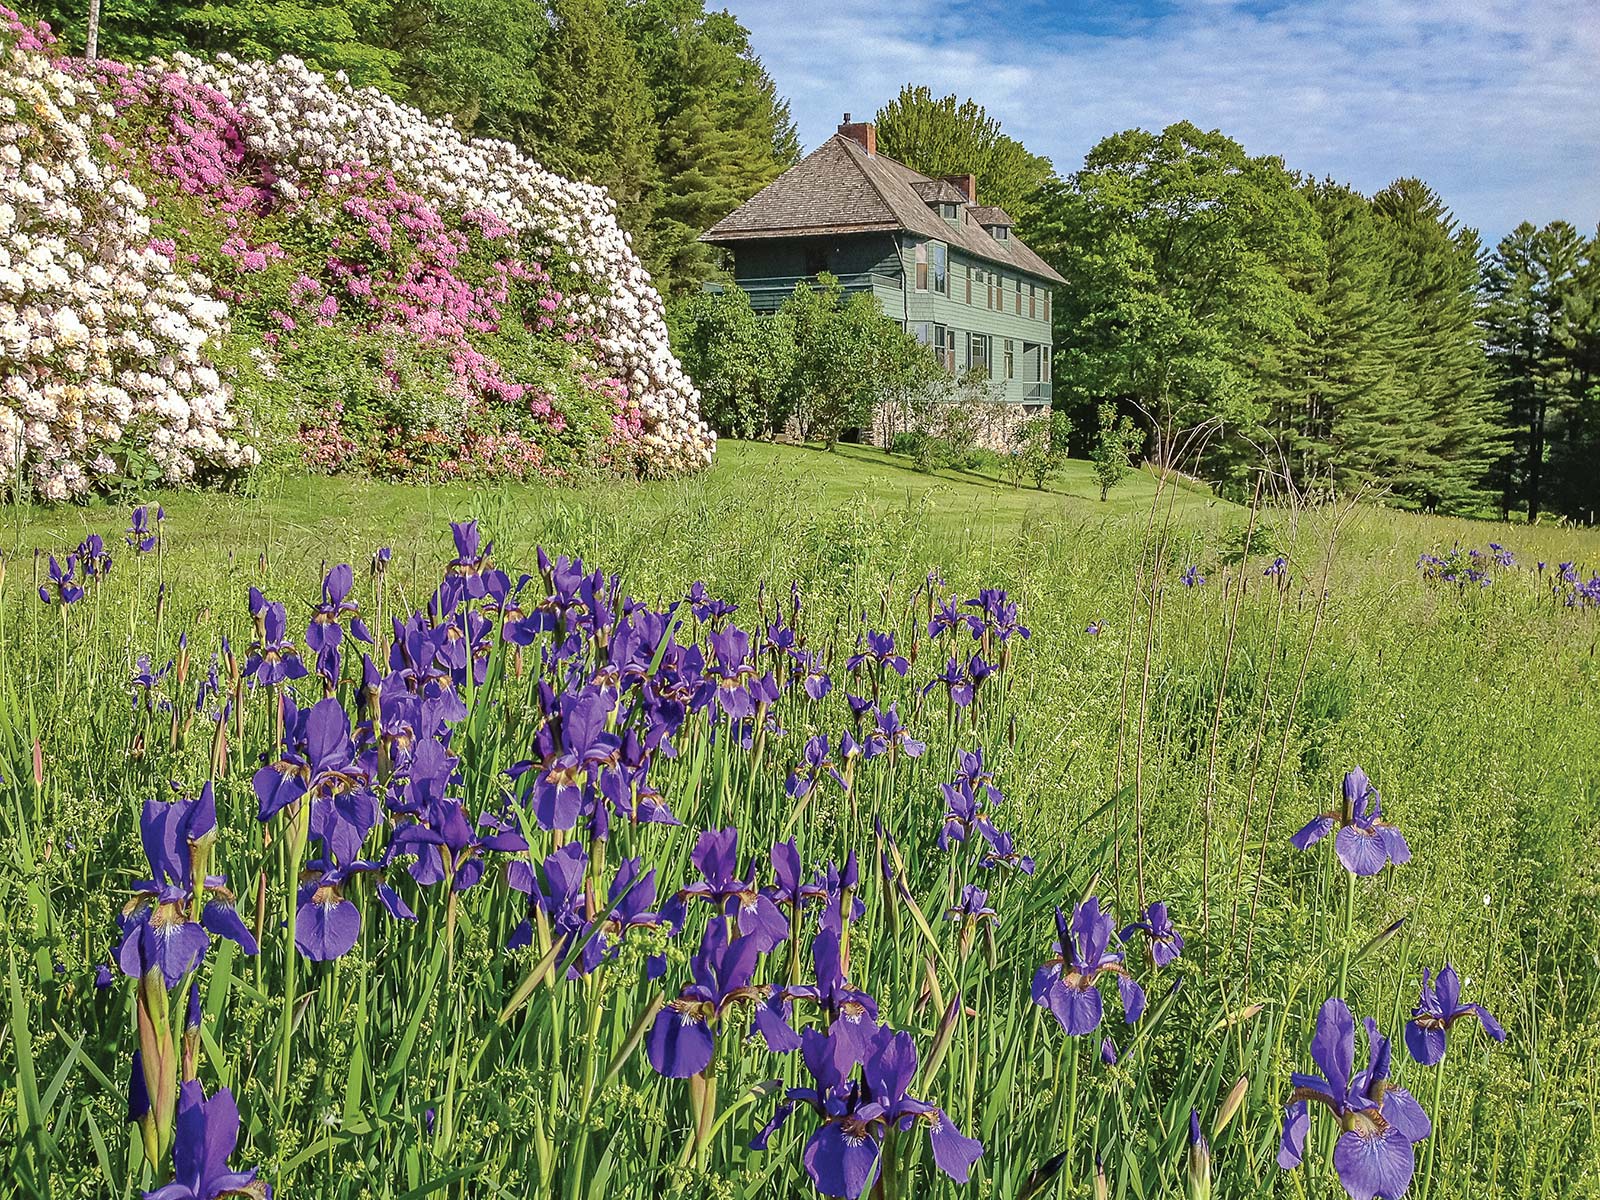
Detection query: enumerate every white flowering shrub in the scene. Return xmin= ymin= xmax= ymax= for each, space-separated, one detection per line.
xmin=0 ymin=11 xmax=713 ymax=498
xmin=0 ymin=14 xmax=258 ymax=499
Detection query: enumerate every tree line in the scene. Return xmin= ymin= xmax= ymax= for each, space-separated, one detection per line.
xmin=871 ymin=89 xmax=1599 ymax=522
xmin=20 ymin=0 xmax=1597 ymax=520
xmin=21 ymin=0 xmax=800 ymax=297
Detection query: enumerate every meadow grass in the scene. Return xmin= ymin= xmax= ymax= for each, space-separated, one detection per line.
xmin=2 ymin=442 xmax=1599 ymax=1199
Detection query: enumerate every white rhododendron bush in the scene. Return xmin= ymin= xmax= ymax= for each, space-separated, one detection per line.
xmin=0 ymin=10 xmax=714 ymax=498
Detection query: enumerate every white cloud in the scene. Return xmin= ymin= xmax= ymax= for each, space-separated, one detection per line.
xmin=736 ymin=0 xmax=1600 ymax=243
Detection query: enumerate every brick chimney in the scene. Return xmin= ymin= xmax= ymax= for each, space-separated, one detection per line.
xmin=838 ymin=113 xmax=876 ymax=156
xmin=942 ymin=173 xmax=977 ymax=204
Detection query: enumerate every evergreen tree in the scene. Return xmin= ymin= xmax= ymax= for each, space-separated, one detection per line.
xmin=1371 ymin=179 xmax=1500 ymax=512
xmin=620 ymin=0 xmax=798 ymax=294
xmin=1277 ymin=181 xmax=1420 ymax=497
xmin=1482 ymin=221 xmax=1591 ymax=519
xmin=389 ymin=0 xmax=544 ymax=139
xmin=524 ymin=0 xmax=659 ymax=247
xmin=874 ymin=86 xmax=1055 ymax=226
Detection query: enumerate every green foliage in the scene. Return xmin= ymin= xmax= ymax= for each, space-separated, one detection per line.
xmin=1369 ymin=179 xmax=1502 ymax=512
xmin=1015 ymin=410 xmax=1072 ymax=489
xmin=390 ymin=0 xmax=545 ymax=139
xmin=621 ymin=0 xmax=798 ymax=294
xmin=1028 ymin=122 xmax=1322 ymax=489
xmin=873 ymin=85 xmax=1055 ymax=226
xmin=1482 ymin=221 xmax=1600 ymax=521
xmin=1091 ymin=402 xmax=1141 ymax=500
xmin=781 ymin=274 xmax=930 ymax=449
xmin=24 ymin=0 xmax=404 ymax=85
xmin=667 ymin=288 xmax=796 ymax=437
xmin=4 ymin=442 xmax=1600 ymax=1197
xmin=523 ymin=0 xmax=659 ymax=240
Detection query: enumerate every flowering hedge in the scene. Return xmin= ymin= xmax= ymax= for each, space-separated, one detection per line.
xmin=0 ymin=10 xmax=713 ymax=498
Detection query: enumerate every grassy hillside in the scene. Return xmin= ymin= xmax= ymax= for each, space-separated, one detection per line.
xmin=3 ymin=443 xmax=1600 ymax=1198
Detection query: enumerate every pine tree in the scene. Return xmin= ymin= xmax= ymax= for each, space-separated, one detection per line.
xmin=525 ymin=0 xmax=659 ymax=249
xmin=1370 ymin=179 xmax=1501 ymax=512
xmin=1280 ymin=181 xmax=1421 ymax=497
xmin=620 ymin=0 xmax=797 ymax=294
xmin=1482 ymin=221 xmax=1591 ymax=519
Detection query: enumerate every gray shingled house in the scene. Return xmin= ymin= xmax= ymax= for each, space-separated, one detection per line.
xmin=700 ymin=115 xmax=1064 ymax=413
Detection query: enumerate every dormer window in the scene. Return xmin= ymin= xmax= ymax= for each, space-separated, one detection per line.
xmin=937 ymin=202 xmax=960 ymax=221
xmin=988 ymin=225 xmax=1009 ymax=241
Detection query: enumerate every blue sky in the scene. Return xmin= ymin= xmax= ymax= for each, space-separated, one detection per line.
xmin=732 ymin=0 xmax=1600 ymax=246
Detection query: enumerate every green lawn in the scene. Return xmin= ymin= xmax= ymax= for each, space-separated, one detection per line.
xmin=4 ymin=444 xmax=1600 ymax=1198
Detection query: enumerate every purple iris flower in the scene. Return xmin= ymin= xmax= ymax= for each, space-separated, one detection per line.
xmin=963 ymin=588 xmax=1030 ymax=643
xmin=243 ymin=598 xmax=308 ymax=686
xmin=976 ymin=821 xmax=1034 ymax=875
xmin=75 ymin=533 xmax=112 ymax=579
xmin=937 ymin=781 xmax=982 ymax=850
xmin=1278 ymin=999 xmax=1432 ymax=1200
xmin=1032 ymin=899 xmax=1144 ymax=1036
xmin=669 ymin=827 xmax=787 ymax=951
xmin=921 ymin=655 xmax=974 ymax=708
xmin=580 ymin=857 xmax=667 ymax=974
xmin=1181 ymin=565 xmax=1206 ymax=588
xmin=751 ymin=1023 xmax=983 ymax=1197
xmin=295 ymin=854 xmax=414 ymax=961
xmin=307 ymin=564 xmax=371 ymax=652
xmin=1264 ymin=556 xmax=1289 ymax=579
xmin=1403 ymin=965 xmax=1505 ymax=1066
xmin=795 ymin=650 xmax=832 ymax=701
xmin=783 ymin=926 xmax=881 ymax=1059
xmin=846 ymin=630 xmax=909 ymax=677
xmin=39 ymin=554 xmax=84 ymax=604
xmin=127 ymin=504 xmax=164 ymax=553
xmin=514 ymin=686 xmax=621 ymax=832
xmin=813 ymin=852 xmax=865 ymax=936
xmin=446 ymin=521 xmax=492 ymax=595
xmin=952 ymin=748 xmax=1002 ymax=804
xmin=1291 ymin=768 xmax=1411 ymax=876
xmin=870 ymin=705 xmax=924 ymax=759
xmin=142 ymin=1080 xmax=269 ymax=1200
xmin=254 ymin=699 xmax=379 ymax=865
xmin=646 ymin=920 xmax=777 ymax=1077
xmin=507 ymin=842 xmax=588 ymax=951
xmin=786 ymin=735 xmax=844 ymax=801
xmin=118 ymin=785 xmax=258 ymax=988
xmin=1119 ymin=902 xmax=1184 ymax=968
xmin=928 ymin=594 xmax=963 ymax=639
xmin=945 ymin=884 xmax=997 ymax=924
xmin=701 ymin=626 xmax=761 ymax=720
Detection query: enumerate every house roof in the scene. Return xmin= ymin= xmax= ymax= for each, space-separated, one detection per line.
xmin=911 ymin=178 xmax=970 ymax=204
xmin=701 ymin=134 xmax=1066 ymax=285
xmin=970 ymin=205 xmax=1014 ymax=228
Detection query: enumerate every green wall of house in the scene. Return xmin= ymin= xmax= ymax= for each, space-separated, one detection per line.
xmin=721 ymin=231 xmax=1054 ymax=408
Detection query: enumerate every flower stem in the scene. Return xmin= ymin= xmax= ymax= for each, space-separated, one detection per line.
xmin=1420 ymin=1058 xmax=1448 ymax=1199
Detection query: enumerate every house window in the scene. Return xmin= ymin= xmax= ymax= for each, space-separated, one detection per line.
xmin=965 ymin=268 xmax=972 ymax=305
xmin=989 ymin=274 xmax=1000 ymax=310
xmin=1042 ymin=351 xmax=1051 ymax=382
xmin=1028 ymin=285 xmax=1036 ymax=320
xmin=915 ymin=243 xmax=927 ymax=291
xmin=1014 ymin=278 xmax=1022 ymax=315
xmin=1004 ymin=338 xmax=1014 ymax=380
xmin=940 ymin=202 xmax=961 ymax=220
xmin=933 ymin=324 xmax=955 ymax=372
xmin=911 ymin=322 xmax=931 ymax=345
xmin=969 ymin=333 xmax=990 ymax=377
xmin=1044 ymin=291 xmax=1052 ymax=323
xmin=928 ymin=242 xmax=947 ymax=295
